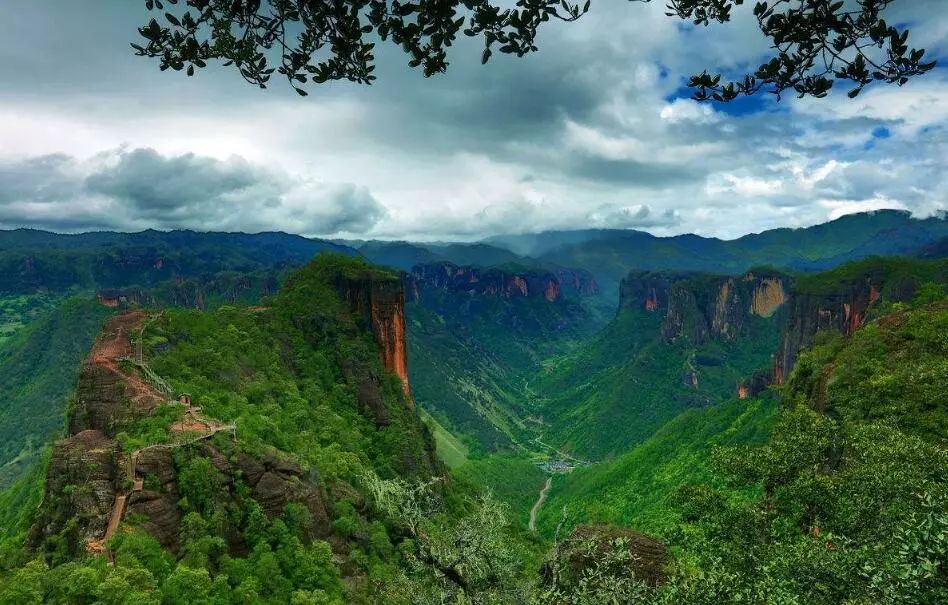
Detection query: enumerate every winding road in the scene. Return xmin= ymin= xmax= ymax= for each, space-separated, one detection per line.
xmin=528 ymin=476 xmax=553 ymax=532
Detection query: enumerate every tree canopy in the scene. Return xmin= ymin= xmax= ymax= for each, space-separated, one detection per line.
xmin=133 ymin=0 xmax=935 ymax=100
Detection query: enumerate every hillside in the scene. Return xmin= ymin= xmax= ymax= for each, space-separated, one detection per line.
xmin=660 ymin=299 xmax=948 ymax=602
xmin=536 ymin=270 xmax=788 ymax=459
xmin=2 ymin=254 xmax=471 ymax=603
xmin=0 ymin=229 xmax=355 ymax=294
xmin=0 ymin=299 xmax=111 ymax=488
xmin=0 ymin=228 xmax=945 ymax=602
xmin=531 ymin=292 xmax=948 ymax=602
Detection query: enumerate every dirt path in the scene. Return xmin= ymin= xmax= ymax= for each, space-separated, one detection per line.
xmin=529 ymin=476 xmax=553 ymax=532
xmin=90 ymin=312 xmax=164 ymax=407
xmin=89 ymin=422 xmax=236 ymax=554
xmin=85 ymin=313 xmax=236 ymax=555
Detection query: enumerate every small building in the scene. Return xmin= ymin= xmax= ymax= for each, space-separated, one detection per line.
xmin=96 ymin=290 xmax=124 ymax=307
xmin=179 ymin=394 xmax=192 ymax=406
xmin=96 ymin=289 xmax=138 ymax=308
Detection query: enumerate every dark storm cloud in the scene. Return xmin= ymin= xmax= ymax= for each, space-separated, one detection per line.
xmin=85 ymin=148 xmax=272 ymax=215
xmin=567 ymin=156 xmax=706 ymax=186
xmin=0 ymin=154 xmax=78 ymax=204
xmin=0 ymin=1 xmax=945 ymax=239
xmin=0 ymin=148 xmax=386 ymax=235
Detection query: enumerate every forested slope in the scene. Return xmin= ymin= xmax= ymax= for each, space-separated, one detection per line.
xmin=0 ymin=299 xmax=111 ymax=488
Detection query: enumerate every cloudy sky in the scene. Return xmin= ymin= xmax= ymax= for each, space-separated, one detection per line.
xmin=1 ymin=1 xmax=946 ymax=241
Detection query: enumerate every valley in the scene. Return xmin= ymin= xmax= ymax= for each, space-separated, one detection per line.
xmin=0 ymin=212 xmax=946 ymax=603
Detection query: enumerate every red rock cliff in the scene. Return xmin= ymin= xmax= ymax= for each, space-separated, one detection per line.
xmin=335 ymin=275 xmax=413 ymax=405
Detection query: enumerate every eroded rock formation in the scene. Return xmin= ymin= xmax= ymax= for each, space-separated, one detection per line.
xmin=620 ymin=270 xmax=790 ymax=345
xmin=31 ymin=312 xmax=334 ymax=558
xmin=749 ymin=276 xmax=787 ymax=318
xmin=541 ymin=524 xmax=670 ymax=590
xmin=29 ymin=430 xmax=121 ymax=557
xmin=774 ymin=280 xmax=903 ymax=383
xmin=334 ymin=273 xmax=413 ymax=403
xmin=407 ymin=262 xmax=568 ymax=303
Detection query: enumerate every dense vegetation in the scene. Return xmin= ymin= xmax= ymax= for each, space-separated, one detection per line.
xmin=0 ymin=299 xmax=111 ymax=488
xmin=407 ymin=281 xmax=597 ymax=454
xmin=0 ymin=230 xmax=353 ymax=294
xmin=0 ymin=292 xmax=63 ymax=345
xmin=538 ymin=395 xmax=778 ymax=535
xmin=537 ymin=290 xmax=782 ymax=459
xmin=654 ymin=300 xmax=948 ymax=603
xmin=0 ymin=255 xmax=544 ymax=604
xmin=0 ymin=223 xmax=946 ymax=603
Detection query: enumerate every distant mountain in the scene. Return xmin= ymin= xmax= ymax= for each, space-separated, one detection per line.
xmin=353 ymin=240 xmax=527 ymax=272
xmin=0 ymin=229 xmax=356 ymax=294
xmin=483 ymin=211 xmax=948 ymax=296
xmin=355 ymin=240 xmax=444 ymax=271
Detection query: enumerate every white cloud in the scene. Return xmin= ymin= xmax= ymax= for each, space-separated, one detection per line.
xmin=706 ymin=174 xmax=784 ymax=197
xmin=0 ymin=1 xmax=944 ymax=241
xmin=819 ymin=197 xmax=909 ymax=221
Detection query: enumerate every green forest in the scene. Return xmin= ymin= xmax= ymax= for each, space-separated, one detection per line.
xmin=0 ymin=222 xmax=945 ymax=603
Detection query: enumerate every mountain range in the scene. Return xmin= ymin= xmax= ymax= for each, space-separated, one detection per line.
xmin=0 ymin=210 xmax=946 ymax=602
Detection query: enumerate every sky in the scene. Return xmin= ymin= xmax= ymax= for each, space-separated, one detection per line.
xmin=0 ymin=1 xmax=946 ymax=242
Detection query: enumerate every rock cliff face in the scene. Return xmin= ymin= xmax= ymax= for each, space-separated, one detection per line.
xmin=333 ymin=273 xmax=413 ymax=403
xmin=124 ymin=445 xmax=330 ymax=552
xmin=619 ymin=270 xmax=791 ymax=345
xmin=541 ymin=524 xmax=670 ymax=590
xmin=31 ymin=312 xmax=334 ymax=558
xmin=749 ymin=276 xmax=787 ymax=317
xmin=774 ymin=275 xmax=914 ymax=383
xmin=621 ymin=260 xmax=944 ymax=388
xmin=552 ymin=267 xmax=600 ymax=296
xmin=407 ymin=262 xmax=568 ymax=303
xmin=29 ymin=430 xmax=121 ymax=557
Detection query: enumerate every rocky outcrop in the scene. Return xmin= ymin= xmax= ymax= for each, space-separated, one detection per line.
xmin=69 ymin=363 xmax=130 ymax=435
xmin=29 ymin=430 xmax=121 ymax=556
xmin=618 ymin=271 xmax=684 ymax=314
xmin=620 ymin=270 xmax=790 ymax=345
xmin=126 ymin=447 xmax=180 ymax=549
xmin=407 ymin=262 xmax=565 ymax=303
xmin=775 ymin=281 xmax=895 ymax=383
xmin=662 ymin=285 xmax=710 ymax=344
xmin=239 ymin=452 xmax=330 ymax=536
xmin=772 ymin=258 xmax=948 ymax=383
xmin=124 ymin=445 xmax=331 ymax=552
xmin=541 ymin=524 xmax=670 ymax=589
xmin=341 ymin=359 xmax=391 ymax=426
xmin=334 ymin=273 xmax=413 ymax=403
xmin=739 ymin=368 xmax=774 ymax=399
xmin=749 ymin=276 xmax=787 ymax=317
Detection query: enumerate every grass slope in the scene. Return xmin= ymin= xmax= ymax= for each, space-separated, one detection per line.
xmin=537 ymin=396 xmax=777 ymax=536
xmin=538 ymin=305 xmax=782 ymax=459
